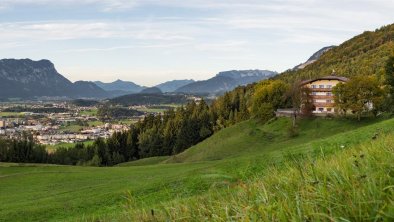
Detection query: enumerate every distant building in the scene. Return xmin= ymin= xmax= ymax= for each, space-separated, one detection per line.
xmin=0 ymin=120 xmax=5 ymax=129
xmin=300 ymin=75 xmax=349 ymax=115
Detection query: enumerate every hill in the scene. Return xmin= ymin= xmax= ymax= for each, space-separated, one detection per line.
xmin=278 ymin=24 xmax=394 ymax=83
xmin=94 ymin=79 xmax=145 ymax=95
xmin=140 ymin=87 xmax=163 ymax=94
xmin=109 ymin=93 xmax=187 ymax=105
xmin=1 ymin=117 xmax=393 ymax=221
xmin=155 ymin=79 xmax=195 ymax=92
xmin=176 ymin=70 xmax=277 ymax=94
xmin=0 ymin=59 xmax=109 ymax=99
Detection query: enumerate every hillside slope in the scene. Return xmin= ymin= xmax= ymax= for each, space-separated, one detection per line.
xmin=128 ymin=132 xmax=394 ymax=221
xmin=165 ymin=117 xmax=393 ymax=163
xmin=277 ymin=24 xmax=394 ymax=83
xmin=1 ymin=117 xmax=393 ymax=221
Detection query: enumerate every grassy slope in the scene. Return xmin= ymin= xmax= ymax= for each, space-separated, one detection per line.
xmin=165 ymin=117 xmax=390 ymax=163
xmin=1 ymin=117 xmax=394 ymax=221
xmin=127 ymin=133 xmax=394 ymax=221
xmin=116 ymin=156 xmax=170 ymax=167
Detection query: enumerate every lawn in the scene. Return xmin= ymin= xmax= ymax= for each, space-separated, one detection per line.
xmin=1 ymin=116 xmax=394 ymax=221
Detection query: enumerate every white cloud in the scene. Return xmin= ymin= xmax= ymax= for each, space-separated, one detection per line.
xmin=0 ymin=20 xmax=195 ymax=41
xmin=0 ymin=0 xmax=138 ymax=11
xmin=61 ymin=43 xmax=189 ymax=53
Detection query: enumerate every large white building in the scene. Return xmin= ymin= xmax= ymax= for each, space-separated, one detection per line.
xmin=300 ymin=75 xmax=349 ymax=114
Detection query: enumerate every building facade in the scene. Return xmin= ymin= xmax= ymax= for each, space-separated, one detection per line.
xmin=301 ymin=76 xmax=348 ymax=115
xmin=0 ymin=120 xmax=5 ymax=129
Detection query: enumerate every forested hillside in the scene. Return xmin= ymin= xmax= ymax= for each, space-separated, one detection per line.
xmin=277 ymin=24 xmax=394 ymax=83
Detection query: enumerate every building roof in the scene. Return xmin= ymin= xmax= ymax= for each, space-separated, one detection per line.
xmin=300 ymin=75 xmax=349 ymax=85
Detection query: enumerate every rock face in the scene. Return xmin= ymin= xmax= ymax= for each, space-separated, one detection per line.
xmin=0 ymin=59 xmax=109 ymax=99
xmin=293 ymin=46 xmax=336 ymax=70
xmin=155 ymin=79 xmax=195 ymax=92
xmin=175 ymin=70 xmax=277 ymax=94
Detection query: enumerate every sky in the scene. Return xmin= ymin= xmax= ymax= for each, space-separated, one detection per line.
xmin=0 ymin=0 xmax=393 ymax=86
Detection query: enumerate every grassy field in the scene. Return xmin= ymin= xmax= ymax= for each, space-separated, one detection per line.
xmin=1 ymin=116 xmax=394 ymax=221
xmin=79 ymin=109 xmax=98 ymax=116
xmin=46 ymin=141 xmax=94 ymax=150
xmin=135 ymin=104 xmax=182 ymax=114
xmin=0 ymin=112 xmax=25 ymax=117
xmin=116 ymin=156 xmax=170 ymax=167
xmin=58 ymin=124 xmax=84 ymax=133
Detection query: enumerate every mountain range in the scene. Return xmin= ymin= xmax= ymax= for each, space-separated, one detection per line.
xmin=94 ymin=80 xmax=145 ymax=94
xmin=175 ymin=70 xmax=278 ymax=94
xmin=0 ymin=59 xmax=108 ymax=99
xmin=0 ymin=43 xmax=342 ymax=100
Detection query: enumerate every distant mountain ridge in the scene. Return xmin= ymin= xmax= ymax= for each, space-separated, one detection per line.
xmin=140 ymin=87 xmax=163 ymax=94
xmin=155 ymin=79 xmax=195 ymax=92
xmin=293 ymin=46 xmax=336 ymax=70
xmin=0 ymin=59 xmax=109 ymax=99
xmin=176 ymin=70 xmax=277 ymax=94
xmin=94 ymin=79 xmax=145 ymax=93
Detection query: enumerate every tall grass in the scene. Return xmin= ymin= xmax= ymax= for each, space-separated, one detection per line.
xmin=125 ymin=134 xmax=394 ymax=221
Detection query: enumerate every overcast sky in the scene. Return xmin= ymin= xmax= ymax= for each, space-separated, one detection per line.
xmin=0 ymin=0 xmax=393 ymax=86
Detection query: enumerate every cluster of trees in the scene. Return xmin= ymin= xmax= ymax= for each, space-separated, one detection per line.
xmin=3 ymin=106 xmax=69 ymax=113
xmin=332 ymin=76 xmax=385 ymax=120
xmin=109 ymin=93 xmax=188 ymax=106
xmin=384 ymin=55 xmax=394 ymax=112
xmin=71 ymin=99 xmax=99 ymax=107
xmin=332 ymin=54 xmax=394 ymax=120
xmin=97 ymin=106 xmax=143 ymax=120
xmin=0 ymin=136 xmax=48 ymax=163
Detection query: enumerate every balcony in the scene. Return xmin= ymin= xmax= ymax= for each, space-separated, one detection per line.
xmin=313 ymin=102 xmax=335 ymax=107
xmin=309 ymin=88 xmax=332 ymax=92
xmin=310 ymin=95 xmax=334 ymax=99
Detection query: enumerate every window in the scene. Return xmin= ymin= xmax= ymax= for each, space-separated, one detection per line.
xmin=318 ymin=108 xmax=324 ymax=112
xmin=319 ymin=85 xmax=324 ymax=88
xmin=312 ymin=92 xmax=317 ymax=95
xmin=327 ymin=108 xmax=332 ymax=112
xmin=313 ymin=99 xmax=317 ymax=103
xmin=326 ymin=85 xmax=332 ymax=88
xmin=326 ymin=92 xmax=332 ymax=96
xmin=326 ymin=100 xmax=332 ymax=103
xmin=312 ymin=85 xmax=317 ymax=88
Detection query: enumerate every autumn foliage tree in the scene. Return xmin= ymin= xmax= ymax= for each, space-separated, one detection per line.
xmin=251 ymin=80 xmax=289 ymax=122
xmin=333 ymin=76 xmax=385 ymax=120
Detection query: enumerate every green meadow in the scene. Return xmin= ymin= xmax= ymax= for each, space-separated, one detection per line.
xmin=1 ymin=116 xmax=394 ymax=221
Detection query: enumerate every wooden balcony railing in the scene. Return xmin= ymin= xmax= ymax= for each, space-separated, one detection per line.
xmin=313 ymin=102 xmax=335 ymax=107
xmin=310 ymin=95 xmax=334 ymax=99
xmin=310 ymin=88 xmax=333 ymax=92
